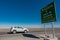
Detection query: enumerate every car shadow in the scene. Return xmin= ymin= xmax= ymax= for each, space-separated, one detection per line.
xmin=7 ymin=32 xmax=24 ymax=34
xmin=7 ymin=32 xmax=13 ymax=34
xmin=22 ymin=33 xmax=40 ymax=39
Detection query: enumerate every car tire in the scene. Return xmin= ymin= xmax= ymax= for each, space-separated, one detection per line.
xmin=24 ymin=30 xmax=28 ymax=33
xmin=13 ymin=30 xmax=16 ymax=34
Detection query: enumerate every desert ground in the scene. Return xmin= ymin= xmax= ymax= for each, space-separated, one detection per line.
xmin=0 ymin=28 xmax=60 ymax=40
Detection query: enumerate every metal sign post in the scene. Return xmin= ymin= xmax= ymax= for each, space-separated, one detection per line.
xmin=44 ymin=23 xmax=46 ymax=34
xmin=51 ymin=22 xmax=55 ymax=38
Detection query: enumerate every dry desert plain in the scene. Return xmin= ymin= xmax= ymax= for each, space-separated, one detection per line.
xmin=0 ymin=28 xmax=60 ymax=40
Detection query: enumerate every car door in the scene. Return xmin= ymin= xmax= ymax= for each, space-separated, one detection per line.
xmin=17 ymin=27 xmax=23 ymax=32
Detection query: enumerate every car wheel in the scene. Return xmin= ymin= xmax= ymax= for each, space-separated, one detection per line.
xmin=13 ymin=30 xmax=16 ymax=34
xmin=24 ymin=30 xmax=28 ymax=33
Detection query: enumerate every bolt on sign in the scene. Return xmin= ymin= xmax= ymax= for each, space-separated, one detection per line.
xmin=41 ymin=1 xmax=56 ymax=23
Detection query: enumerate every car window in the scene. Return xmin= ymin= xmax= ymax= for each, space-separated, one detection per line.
xmin=18 ymin=27 xmax=23 ymax=29
xmin=14 ymin=27 xmax=17 ymax=28
xmin=14 ymin=27 xmax=23 ymax=29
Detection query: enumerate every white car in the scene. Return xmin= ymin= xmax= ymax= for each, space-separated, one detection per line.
xmin=10 ymin=27 xmax=29 ymax=34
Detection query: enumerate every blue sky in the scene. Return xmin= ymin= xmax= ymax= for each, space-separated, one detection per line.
xmin=0 ymin=0 xmax=60 ymax=28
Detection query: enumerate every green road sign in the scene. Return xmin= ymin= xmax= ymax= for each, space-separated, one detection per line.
xmin=41 ymin=1 xmax=56 ymax=23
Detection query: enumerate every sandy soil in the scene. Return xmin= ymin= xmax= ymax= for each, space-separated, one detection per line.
xmin=0 ymin=28 xmax=60 ymax=40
